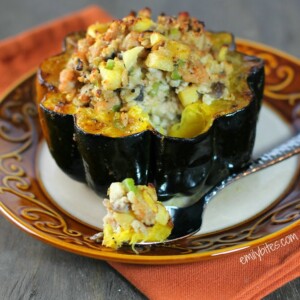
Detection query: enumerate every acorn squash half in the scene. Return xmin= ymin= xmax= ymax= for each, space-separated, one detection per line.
xmin=36 ymin=11 xmax=264 ymax=201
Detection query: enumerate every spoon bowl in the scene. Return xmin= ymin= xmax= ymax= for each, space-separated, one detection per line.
xmin=165 ymin=197 xmax=206 ymax=241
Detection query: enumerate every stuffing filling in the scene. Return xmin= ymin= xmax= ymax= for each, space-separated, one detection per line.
xmin=101 ymin=179 xmax=173 ymax=249
xmin=43 ymin=8 xmax=251 ymax=138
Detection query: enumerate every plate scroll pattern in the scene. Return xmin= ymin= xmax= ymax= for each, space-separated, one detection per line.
xmin=0 ymin=41 xmax=300 ymax=260
xmin=0 ymin=78 xmax=113 ymax=253
xmin=237 ymin=42 xmax=300 ymax=105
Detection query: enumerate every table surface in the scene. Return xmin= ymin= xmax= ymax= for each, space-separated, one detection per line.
xmin=0 ymin=0 xmax=300 ymax=299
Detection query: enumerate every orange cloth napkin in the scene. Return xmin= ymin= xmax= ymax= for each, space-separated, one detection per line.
xmin=111 ymin=227 xmax=300 ymax=299
xmin=0 ymin=6 xmax=299 ymax=300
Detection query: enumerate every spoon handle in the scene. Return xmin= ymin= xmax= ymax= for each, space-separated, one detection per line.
xmin=251 ymin=133 xmax=300 ymax=169
xmin=205 ymin=133 xmax=300 ymax=203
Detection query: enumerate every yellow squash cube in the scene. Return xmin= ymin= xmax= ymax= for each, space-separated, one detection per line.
xmin=178 ymin=85 xmax=199 ymax=107
xmin=87 ymin=23 xmax=110 ymax=38
xmin=145 ymin=51 xmax=174 ymax=72
xmin=166 ymin=41 xmax=191 ymax=60
xmin=132 ymin=18 xmax=154 ymax=32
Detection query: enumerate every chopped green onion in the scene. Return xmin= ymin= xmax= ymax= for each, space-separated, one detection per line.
xmin=171 ymin=68 xmax=182 ymax=80
xmin=122 ymin=178 xmax=137 ymax=193
xmin=106 ymin=59 xmax=115 ymax=70
xmin=177 ymin=59 xmax=185 ymax=67
xmin=149 ymin=82 xmax=161 ymax=96
xmin=169 ymin=28 xmax=180 ymax=39
xmin=112 ymin=104 xmax=121 ymax=112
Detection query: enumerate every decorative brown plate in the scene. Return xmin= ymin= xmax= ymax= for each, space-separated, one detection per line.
xmin=1 ymin=39 xmax=300 ymax=264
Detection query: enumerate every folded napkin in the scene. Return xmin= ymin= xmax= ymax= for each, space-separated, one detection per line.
xmin=0 ymin=6 xmax=299 ymax=300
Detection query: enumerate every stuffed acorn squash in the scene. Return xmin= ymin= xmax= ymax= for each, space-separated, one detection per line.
xmin=36 ymin=8 xmax=264 ymax=201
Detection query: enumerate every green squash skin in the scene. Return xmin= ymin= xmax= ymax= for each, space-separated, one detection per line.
xmin=152 ymin=129 xmax=213 ymax=200
xmin=74 ymin=129 xmax=152 ymax=195
xmin=39 ymin=106 xmax=86 ymax=183
xmin=39 ymin=57 xmax=264 ymax=201
xmin=37 ymin=32 xmax=87 ymax=183
xmin=73 ymin=124 xmax=213 ymax=199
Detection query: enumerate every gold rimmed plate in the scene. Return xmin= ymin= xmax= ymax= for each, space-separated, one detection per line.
xmin=1 ymin=39 xmax=300 ymax=264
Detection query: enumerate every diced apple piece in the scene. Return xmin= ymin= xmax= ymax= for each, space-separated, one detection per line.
xmin=99 ymin=60 xmax=125 ymax=90
xmin=132 ymin=18 xmax=154 ymax=32
xmin=155 ymin=204 xmax=170 ymax=226
xmin=142 ymin=190 xmax=158 ymax=213
xmin=202 ymin=93 xmax=216 ymax=105
xmin=166 ymin=41 xmax=191 ymax=60
xmin=145 ymin=52 xmax=174 ymax=72
xmin=178 ymin=85 xmax=199 ymax=107
xmin=113 ymin=212 xmax=135 ymax=229
xmin=150 ymin=32 xmax=166 ymax=46
xmin=122 ymin=46 xmax=144 ymax=71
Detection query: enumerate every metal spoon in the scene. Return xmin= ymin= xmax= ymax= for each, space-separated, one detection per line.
xmin=141 ymin=133 xmax=300 ymax=245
